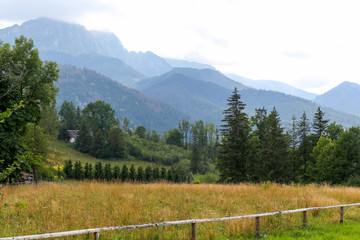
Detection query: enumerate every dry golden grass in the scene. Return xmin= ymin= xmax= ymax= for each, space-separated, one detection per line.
xmin=1 ymin=182 xmax=360 ymax=239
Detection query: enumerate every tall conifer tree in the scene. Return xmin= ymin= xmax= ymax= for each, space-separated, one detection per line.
xmin=217 ymin=87 xmax=250 ymax=182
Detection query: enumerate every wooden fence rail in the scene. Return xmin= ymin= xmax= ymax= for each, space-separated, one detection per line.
xmin=1 ymin=203 xmax=360 ymax=240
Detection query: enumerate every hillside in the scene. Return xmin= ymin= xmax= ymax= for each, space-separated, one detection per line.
xmin=136 ymin=67 xmax=248 ymax=91
xmin=40 ymin=51 xmax=145 ymax=87
xmin=227 ymin=73 xmax=318 ymax=100
xmin=57 ymin=65 xmax=188 ymax=133
xmin=165 ymin=58 xmax=216 ymax=70
xmin=138 ymin=68 xmax=360 ymax=128
xmin=314 ymin=81 xmax=360 ymax=116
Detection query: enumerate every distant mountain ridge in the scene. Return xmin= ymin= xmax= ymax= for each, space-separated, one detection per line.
xmin=227 ymin=73 xmax=318 ymax=100
xmin=314 ymin=81 xmax=360 ymax=116
xmin=0 ymin=17 xmax=172 ymax=77
xmin=40 ymin=51 xmax=145 ymax=87
xmin=137 ymin=68 xmax=360 ymax=128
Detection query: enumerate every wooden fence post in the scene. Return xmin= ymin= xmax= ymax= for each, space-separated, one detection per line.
xmin=94 ymin=232 xmax=99 ymax=240
xmin=340 ymin=206 xmax=344 ymax=223
xmin=191 ymin=223 xmax=196 ymax=240
xmin=302 ymin=211 xmax=308 ymax=226
xmin=255 ymin=217 xmax=260 ymax=238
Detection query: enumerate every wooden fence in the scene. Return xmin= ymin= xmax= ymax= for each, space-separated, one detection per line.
xmin=1 ymin=203 xmax=360 ymax=240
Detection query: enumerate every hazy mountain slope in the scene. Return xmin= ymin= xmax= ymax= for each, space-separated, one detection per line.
xmin=136 ymin=68 xmax=247 ymax=91
xmin=240 ymin=89 xmax=360 ymax=129
xmin=139 ymin=69 xmax=360 ymax=128
xmin=227 ymin=73 xmax=318 ymax=100
xmin=57 ymin=65 xmax=188 ymax=133
xmin=314 ymin=81 xmax=360 ymax=116
xmin=143 ymin=73 xmax=230 ymax=123
xmin=165 ymin=58 xmax=216 ymax=70
xmin=0 ymin=17 xmax=172 ymax=77
xmin=40 ymin=51 xmax=145 ymax=87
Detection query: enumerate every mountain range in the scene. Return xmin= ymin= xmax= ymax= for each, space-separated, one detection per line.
xmin=314 ymin=81 xmax=360 ymax=116
xmin=1 ymin=17 xmax=360 ymax=132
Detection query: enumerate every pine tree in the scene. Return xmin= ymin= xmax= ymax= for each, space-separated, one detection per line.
xmin=104 ymin=163 xmax=112 ymax=181
xmin=120 ymin=164 xmax=129 ymax=181
xmin=107 ymin=126 xmax=126 ymax=158
xmin=217 ymin=87 xmax=250 ymax=182
xmin=74 ymin=161 xmax=83 ymax=180
xmin=137 ymin=166 xmax=144 ymax=181
xmin=91 ymin=130 xmax=107 ymax=158
xmin=129 ymin=164 xmax=136 ymax=181
xmin=84 ymin=162 xmax=93 ymax=179
xmin=113 ymin=165 xmax=120 ymax=179
xmin=313 ymin=107 xmax=329 ymax=139
xmin=75 ymin=120 xmax=92 ymax=154
xmin=94 ymin=162 xmax=104 ymax=180
xmin=63 ymin=160 xmax=73 ymax=179
xmin=153 ymin=167 xmax=160 ymax=181
xmin=298 ymin=112 xmax=312 ymax=181
xmin=145 ymin=166 xmax=153 ymax=182
xmin=160 ymin=167 xmax=167 ymax=180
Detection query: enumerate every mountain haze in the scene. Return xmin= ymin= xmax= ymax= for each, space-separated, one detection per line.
xmin=314 ymin=81 xmax=360 ymax=116
xmin=57 ymin=65 xmax=188 ymax=133
xmin=137 ymin=68 xmax=360 ymax=128
xmin=227 ymin=73 xmax=318 ymax=100
xmin=0 ymin=18 xmax=172 ymax=77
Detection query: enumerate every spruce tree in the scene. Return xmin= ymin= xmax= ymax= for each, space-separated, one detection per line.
xmin=145 ymin=166 xmax=153 ymax=182
xmin=113 ymin=165 xmax=120 ymax=179
xmin=120 ymin=164 xmax=129 ymax=181
xmin=94 ymin=162 xmax=104 ymax=180
xmin=217 ymin=87 xmax=250 ymax=182
xmin=153 ymin=167 xmax=160 ymax=181
xmin=74 ymin=161 xmax=83 ymax=180
xmin=63 ymin=160 xmax=73 ymax=179
xmin=75 ymin=120 xmax=92 ymax=154
xmin=137 ymin=166 xmax=144 ymax=181
xmin=160 ymin=167 xmax=167 ymax=180
xmin=129 ymin=164 xmax=136 ymax=181
xmin=104 ymin=163 xmax=112 ymax=181
xmin=313 ymin=107 xmax=329 ymax=139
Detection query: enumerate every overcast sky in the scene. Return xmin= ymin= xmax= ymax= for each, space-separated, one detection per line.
xmin=1 ymin=0 xmax=360 ymax=94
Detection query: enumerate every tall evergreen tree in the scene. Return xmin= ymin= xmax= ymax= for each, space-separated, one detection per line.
xmin=107 ymin=126 xmax=126 ymax=158
xmin=75 ymin=120 xmax=92 ymax=154
xmin=313 ymin=107 xmax=329 ymax=139
xmin=217 ymin=88 xmax=250 ymax=182
xmin=298 ymin=112 xmax=313 ymax=181
xmin=91 ymin=130 xmax=107 ymax=158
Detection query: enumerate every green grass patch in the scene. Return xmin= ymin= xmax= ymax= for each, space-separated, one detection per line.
xmin=243 ymin=220 xmax=360 ymax=239
xmin=46 ymin=135 xmax=167 ymax=170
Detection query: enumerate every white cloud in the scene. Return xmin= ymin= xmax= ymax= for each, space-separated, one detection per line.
xmin=1 ymin=0 xmax=360 ymax=94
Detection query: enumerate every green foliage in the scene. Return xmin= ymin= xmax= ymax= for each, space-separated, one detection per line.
xmin=0 ymin=36 xmax=58 ymax=180
xmin=165 ymin=128 xmax=183 ymax=147
xmin=217 ymin=88 xmax=251 ymax=182
xmin=82 ymin=100 xmax=119 ymax=136
xmin=58 ymin=101 xmax=78 ymax=140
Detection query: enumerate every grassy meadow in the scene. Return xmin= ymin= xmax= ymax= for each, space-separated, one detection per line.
xmin=45 ymin=136 xmax=168 ymax=172
xmin=1 ymin=182 xmax=360 ymax=239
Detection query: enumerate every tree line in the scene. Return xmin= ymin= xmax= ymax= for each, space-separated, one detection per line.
xmin=63 ymin=160 xmax=190 ymax=183
xmin=217 ymin=87 xmax=360 ymax=185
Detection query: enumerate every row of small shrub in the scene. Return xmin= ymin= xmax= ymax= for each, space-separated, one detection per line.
xmin=62 ymin=160 xmax=191 ymax=183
